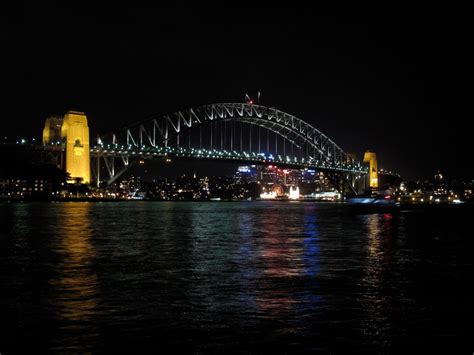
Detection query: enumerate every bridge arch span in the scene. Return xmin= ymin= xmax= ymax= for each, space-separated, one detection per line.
xmin=102 ymin=103 xmax=350 ymax=165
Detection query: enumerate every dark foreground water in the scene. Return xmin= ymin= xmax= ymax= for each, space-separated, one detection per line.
xmin=0 ymin=202 xmax=472 ymax=353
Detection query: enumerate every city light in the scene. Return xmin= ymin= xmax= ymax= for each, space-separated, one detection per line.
xmin=260 ymin=191 xmax=277 ymax=199
xmin=238 ymin=166 xmax=251 ymax=173
xmin=289 ymin=186 xmax=300 ymax=200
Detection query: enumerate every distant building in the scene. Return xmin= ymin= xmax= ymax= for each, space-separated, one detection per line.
xmin=234 ymin=165 xmax=258 ymax=183
xmin=0 ymin=178 xmax=53 ymax=199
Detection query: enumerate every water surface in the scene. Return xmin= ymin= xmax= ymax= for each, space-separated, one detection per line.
xmin=0 ymin=202 xmax=471 ymax=352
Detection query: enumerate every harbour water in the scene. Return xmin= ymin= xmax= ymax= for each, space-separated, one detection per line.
xmin=0 ymin=202 xmax=471 ymax=352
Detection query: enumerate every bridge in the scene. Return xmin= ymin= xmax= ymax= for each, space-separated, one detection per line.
xmin=37 ymin=103 xmax=370 ymax=194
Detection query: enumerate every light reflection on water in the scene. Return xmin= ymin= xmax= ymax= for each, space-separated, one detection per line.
xmin=359 ymin=213 xmax=395 ymax=347
xmin=0 ymin=201 xmax=471 ymax=352
xmin=255 ymin=204 xmax=321 ymax=322
xmin=48 ymin=203 xmax=99 ymax=351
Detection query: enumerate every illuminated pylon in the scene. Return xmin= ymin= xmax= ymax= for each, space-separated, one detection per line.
xmin=363 ymin=151 xmax=378 ymax=189
xmin=61 ymin=111 xmax=91 ymax=184
xmin=43 ymin=111 xmax=91 ymax=184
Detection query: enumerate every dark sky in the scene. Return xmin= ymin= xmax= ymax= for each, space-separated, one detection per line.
xmin=1 ymin=5 xmax=472 ymax=180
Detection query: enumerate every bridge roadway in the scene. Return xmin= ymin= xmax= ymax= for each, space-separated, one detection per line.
xmin=91 ymin=144 xmax=366 ymax=173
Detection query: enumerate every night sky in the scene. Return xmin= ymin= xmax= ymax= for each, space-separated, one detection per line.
xmin=1 ymin=5 xmax=471 ymax=180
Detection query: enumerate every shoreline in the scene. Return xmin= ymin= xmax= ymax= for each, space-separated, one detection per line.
xmin=1 ymin=197 xmax=472 ymax=208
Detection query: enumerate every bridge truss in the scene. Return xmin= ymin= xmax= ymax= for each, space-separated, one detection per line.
xmin=90 ymin=103 xmax=366 ymax=190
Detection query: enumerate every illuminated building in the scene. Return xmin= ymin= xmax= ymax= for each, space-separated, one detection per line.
xmin=260 ymin=191 xmax=277 ymax=199
xmin=259 ymin=165 xmax=282 ymax=184
xmin=260 ymin=183 xmax=286 ymax=200
xmin=0 ymin=179 xmax=52 ymax=199
xmin=234 ymin=165 xmax=258 ymax=183
xmin=300 ymin=168 xmax=316 ymax=184
xmin=288 ymin=186 xmax=300 ymax=200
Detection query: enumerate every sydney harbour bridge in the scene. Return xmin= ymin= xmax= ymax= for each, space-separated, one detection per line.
xmin=22 ymin=102 xmax=372 ymax=195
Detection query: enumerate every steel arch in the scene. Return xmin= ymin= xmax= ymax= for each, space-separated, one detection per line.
xmin=103 ymin=103 xmax=349 ymax=165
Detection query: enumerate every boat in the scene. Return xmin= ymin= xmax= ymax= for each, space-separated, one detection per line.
xmin=346 ymin=192 xmax=399 ymax=213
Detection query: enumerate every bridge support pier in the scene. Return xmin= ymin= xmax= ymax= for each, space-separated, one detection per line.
xmin=325 ymin=171 xmax=358 ymax=199
xmin=42 ymin=111 xmax=90 ymax=184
